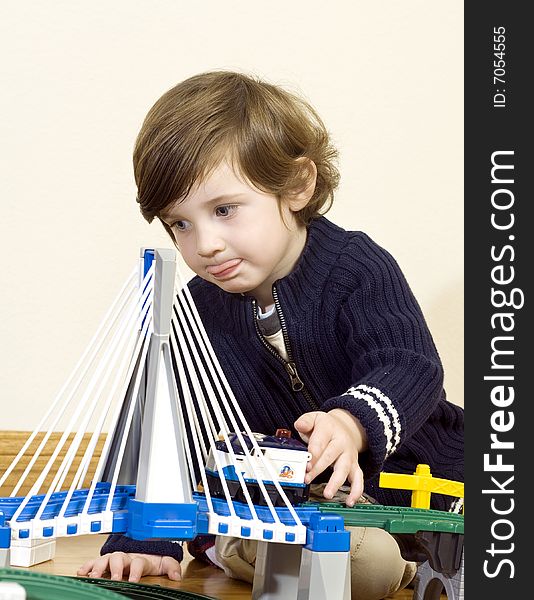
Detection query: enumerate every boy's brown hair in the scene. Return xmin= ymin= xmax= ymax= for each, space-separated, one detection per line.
xmin=134 ymin=70 xmax=340 ymax=234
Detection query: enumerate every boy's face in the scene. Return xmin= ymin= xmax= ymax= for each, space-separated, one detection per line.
xmin=160 ymin=162 xmax=307 ymax=308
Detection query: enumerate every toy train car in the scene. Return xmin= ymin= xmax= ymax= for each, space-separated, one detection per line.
xmin=205 ymin=429 xmax=312 ymax=506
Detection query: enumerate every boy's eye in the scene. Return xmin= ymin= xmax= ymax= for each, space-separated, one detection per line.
xmin=215 ymin=204 xmax=238 ymax=217
xmin=172 ymin=220 xmax=191 ymax=232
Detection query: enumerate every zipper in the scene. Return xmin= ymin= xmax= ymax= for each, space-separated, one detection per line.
xmin=252 ymin=289 xmax=320 ymax=411
xmin=285 ymin=361 xmax=304 ymax=392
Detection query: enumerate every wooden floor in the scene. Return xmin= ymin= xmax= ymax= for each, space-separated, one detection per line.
xmin=18 ymin=534 xmax=424 ymax=599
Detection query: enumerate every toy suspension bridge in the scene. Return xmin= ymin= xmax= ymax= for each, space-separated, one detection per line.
xmin=0 ymin=248 xmax=464 ymax=600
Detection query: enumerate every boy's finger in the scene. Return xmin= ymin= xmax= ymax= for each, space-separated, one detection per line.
xmin=305 ymin=418 xmax=332 ymax=466
xmin=162 ymin=556 xmax=182 ymax=580
xmin=77 ymin=559 xmax=95 ymax=575
xmin=88 ymin=556 xmax=111 ymax=578
xmin=306 ymin=435 xmax=330 ymax=472
xmin=298 ymin=431 xmax=311 ymax=444
xmin=323 ymin=459 xmax=351 ymax=500
xmin=346 ymin=465 xmax=364 ymax=507
xmin=128 ymin=557 xmax=147 ymax=582
xmin=109 ymin=553 xmax=127 ymax=580
xmin=305 ymin=441 xmax=340 ymax=483
xmin=294 ymin=412 xmax=317 ymax=434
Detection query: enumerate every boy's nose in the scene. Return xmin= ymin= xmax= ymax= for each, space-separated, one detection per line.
xmin=196 ymin=229 xmax=226 ymax=257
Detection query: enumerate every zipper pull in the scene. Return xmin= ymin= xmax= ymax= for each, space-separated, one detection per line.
xmin=285 ymin=362 xmax=304 ymax=392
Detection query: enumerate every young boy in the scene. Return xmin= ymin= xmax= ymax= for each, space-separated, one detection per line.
xmin=78 ymin=70 xmax=464 ymax=599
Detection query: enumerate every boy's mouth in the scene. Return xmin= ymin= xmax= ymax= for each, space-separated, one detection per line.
xmin=206 ymin=258 xmax=243 ymax=279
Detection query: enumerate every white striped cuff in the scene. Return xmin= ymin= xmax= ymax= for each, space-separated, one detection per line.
xmin=342 ymin=384 xmax=401 ymax=458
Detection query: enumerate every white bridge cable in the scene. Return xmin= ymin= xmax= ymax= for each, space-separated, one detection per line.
xmin=169 ymin=323 xmax=209 ymax=463
xmin=0 ymin=267 xmax=138 ymax=493
xmin=169 ymin=318 xmax=236 ymax=518
xmin=54 ymin=292 xmax=152 ymax=497
xmin=76 ymin=273 xmax=154 ymax=498
xmin=171 ymin=309 xmax=221 ymax=454
xmin=8 ymin=272 xmax=141 ymax=499
xmin=11 ymin=268 xmax=155 ymax=524
xmin=171 ymin=294 xmax=260 ymax=523
xmin=175 ymin=277 xmax=303 ymax=528
xmin=81 ymin=258 xmax=154 ymax=492
xmin=83 ymin=263 xmax=155 ymax=515
xmin=59 ymin=278 xmax=156 ymax=519
xmin=32 ymin=274 xmax=155 ymax=523
xmin=77 ymin=266 xmax=155 ymax=492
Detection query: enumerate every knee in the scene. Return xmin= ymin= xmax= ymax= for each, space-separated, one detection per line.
xmin=349 ymin=527 xmax=417 ymax=600
xmin=214 ymin=535 xmax=258 ymax=584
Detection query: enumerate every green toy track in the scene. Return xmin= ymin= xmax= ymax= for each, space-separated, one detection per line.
xmin=0 ymin=568 xmax=217 ymax=600
xmin=72 ymin=576 xmax=218 ymax=600
xmin=307 ymin=502 xmax=464 ymax=534
xmin=0 ymin=569 xmax=122 ymax=599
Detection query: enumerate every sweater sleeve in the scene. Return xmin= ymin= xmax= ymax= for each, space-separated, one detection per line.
xmin=320 ymin=236 xmax=444 ymax=477
xmin=100 ymin=534 xmax=184 ymax=562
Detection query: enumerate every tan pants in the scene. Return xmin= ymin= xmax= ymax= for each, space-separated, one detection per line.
xmin=214 ymin=484 xmax=417 ymax=600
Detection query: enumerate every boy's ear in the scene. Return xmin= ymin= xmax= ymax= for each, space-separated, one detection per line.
xmin=286 ymin=158 xmax=318 ymax=212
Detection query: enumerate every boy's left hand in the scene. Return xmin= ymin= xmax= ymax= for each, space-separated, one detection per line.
xmin=294 ymin=409 xmax=367 ymax=507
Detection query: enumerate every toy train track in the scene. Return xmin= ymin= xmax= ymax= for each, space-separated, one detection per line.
xmin=73 ymin=576 xmax=218 ymax=600
xmin=0 ymin=569 xmax=217 ymax=600
xmin=0 ymin=568 xmax=121 ymax=599
xmin=312 ymin=502 xmax=464 ymax=534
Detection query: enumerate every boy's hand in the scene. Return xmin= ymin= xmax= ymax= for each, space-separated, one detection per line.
xmin=77 ymin=552 xmax=181 ymax=583
xmin=294 ymin=409 xmax=367 ymax=507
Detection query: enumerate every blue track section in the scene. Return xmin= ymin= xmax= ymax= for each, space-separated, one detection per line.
xmin=1 ymin=484 xmax=325 ymax=544
xmin=0 ymin=484 xmax=136 ymax=522
xmin=0 ymin=486 xmax=318 ymax=532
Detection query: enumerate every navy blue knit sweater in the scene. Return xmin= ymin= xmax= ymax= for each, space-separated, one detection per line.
xmin=102 ymin=216 xmax=463 ymax=561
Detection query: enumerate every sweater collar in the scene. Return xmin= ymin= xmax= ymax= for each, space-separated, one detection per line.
xmin=275 ymin=216 xmax=348 ymax=306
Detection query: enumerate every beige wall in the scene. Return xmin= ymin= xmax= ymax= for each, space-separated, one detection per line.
xmin=0 ymin=2 xmax=463 ymax=430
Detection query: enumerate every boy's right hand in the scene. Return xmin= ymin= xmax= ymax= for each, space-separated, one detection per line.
xmin=77 ymin=552 xmax=182 ymax=583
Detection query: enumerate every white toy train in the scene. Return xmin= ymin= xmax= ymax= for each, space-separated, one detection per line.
xmin=205 ymin=429 xmax=312 ymax=506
